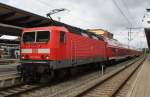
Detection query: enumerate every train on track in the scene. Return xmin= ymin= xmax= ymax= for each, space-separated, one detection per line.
xmin=18 ymin=22 xmax=141 ymax=82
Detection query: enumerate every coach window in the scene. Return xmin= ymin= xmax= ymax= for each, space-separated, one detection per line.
xmin=98 ymin=36 xmax=104 ymax=41
xmin=112 ymin=48 xmax=116 ymax=53
xmin=60 ymin=31 xmax=65 ymax=43
xmin=92 ymin=35 xmax=99 ymax=40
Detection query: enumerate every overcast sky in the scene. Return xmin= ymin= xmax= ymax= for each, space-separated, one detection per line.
xmin=0 ymin=0 xmax=149 ymax=48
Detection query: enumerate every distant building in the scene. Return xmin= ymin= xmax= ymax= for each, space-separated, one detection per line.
xmin=87 ymin=29 xmax=113 ymax=39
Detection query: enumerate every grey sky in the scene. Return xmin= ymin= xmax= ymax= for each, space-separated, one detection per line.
xmin=0 ymin=0 xmax=149 ymax=48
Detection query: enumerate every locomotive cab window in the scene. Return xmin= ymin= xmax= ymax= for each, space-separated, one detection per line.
xmin=36 ymin=31 xmax=50 ymax=42
xmin=23 ymin=32 xmax=35 ymax=43
xmin=60 ymin=31 xmax=65 ymax=43
xmin=23 ymin=31 xmax=50 ymax=43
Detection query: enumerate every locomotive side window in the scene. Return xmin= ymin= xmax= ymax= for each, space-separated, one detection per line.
xmin=60 ymin=31 xmax=65 ymax=43
xmin=23 ymin=32 xmax=35 ymax=43
xmin=36 ymin=31 xmax=50 ymax=42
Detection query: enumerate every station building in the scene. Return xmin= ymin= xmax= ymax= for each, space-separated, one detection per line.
xmin=87 ymin=29 xmax=114 ymax=39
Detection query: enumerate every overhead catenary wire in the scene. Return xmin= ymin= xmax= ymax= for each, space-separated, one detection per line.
xmin=35 ymin=0 xmax=95 ymax=28
xmin=112 ymin=0 xmax=132 ymax=27
xmin=37 ymin=0 xmax=55 ymax=8
xmin=120 ymin=0 xmax=147 ymax=48
xmin=125 ymin=0 xmax=150 ymax=48
xmin=35 ymin=0 xmax=132 ymax=30
xmin=112 ymin=0 xmax=132 ymax=43
xmin=121 ymin=0 xmax=138 ymax=26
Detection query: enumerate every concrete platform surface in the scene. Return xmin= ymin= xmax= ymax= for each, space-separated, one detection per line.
xmin=0 ymin=63 xmax=19 ymax=73
xmin=126 ymin=55 xmax=150 ymax=97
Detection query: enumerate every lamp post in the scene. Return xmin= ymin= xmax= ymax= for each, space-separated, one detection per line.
xmin=126 ymin=27 xmax=143 ymax=48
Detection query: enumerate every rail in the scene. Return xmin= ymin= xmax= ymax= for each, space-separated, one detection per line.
xmin=50 ymin=56 xmax=146 ymax=97
xmin=75 ymin=56 xmax=146 ymax=97
xmin=0 ymin=56 xmax=145 ymax=97
xmin=0 ymin=72 xmax=21 ymax=89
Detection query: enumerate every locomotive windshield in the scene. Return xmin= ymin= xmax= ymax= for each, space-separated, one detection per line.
xmin=23 ymin=31 xmax=50 ymax=43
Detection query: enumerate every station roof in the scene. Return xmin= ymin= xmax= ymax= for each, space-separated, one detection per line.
xmin=0 ymin=3 xmax=89 ymax=36
xmin=0 ymin=23 xmax=22 ymax=36
xmin=0 ymin=39 xmax=19 ymax=44
xmin=0 ymin=3 xmax=103 ymax=44
xmin=0 ymin=2 xmax=54 ymax=43
xmin=144 ymin=28 xmax=150 ymax=49
xmin=0 ymin=3 xmax=53 ymax=28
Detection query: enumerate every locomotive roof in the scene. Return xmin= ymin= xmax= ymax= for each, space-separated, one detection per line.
xmin=0 ymin=3 xmax=103 ymax=39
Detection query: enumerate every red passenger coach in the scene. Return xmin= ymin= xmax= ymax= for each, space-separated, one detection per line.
xmin=105 ymin=38 xmax=141 ymax=62
xmin=20 ymin=26 xmax=107 ymax=82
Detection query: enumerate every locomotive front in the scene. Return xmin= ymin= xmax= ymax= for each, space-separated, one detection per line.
xmin=19 ymin=27 xmax=55 ymax=82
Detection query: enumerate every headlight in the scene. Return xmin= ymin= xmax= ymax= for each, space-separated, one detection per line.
xmin=21 ymin=55 xmax=28 ymax=59
xmin=45 ymin=56 xmax=50 ymax=60
xmin=21 ymin=55 xmax=25 ymax=59
xmin=42 ymin=55 xmax=50 ymax=60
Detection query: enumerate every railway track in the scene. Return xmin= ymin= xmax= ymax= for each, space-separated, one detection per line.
xmin=0 ymin=72 xmax=21 ymax=89
xmin=19 ymin=57 xmax=142 ymax=97
xmin=0 ymin=59 xmax=19 ymax=65
xmin=0 ymin=72 xmax=44 ymax=97
xmin=76 ymin=57 xmax=145 ymax=97
xmin=0 ymin=84 xmax=44 ymax=97
xmin=49 ymin=56 xmax=145 ymax=97
xmin=0 ymin=57 xmax=144 ymax=97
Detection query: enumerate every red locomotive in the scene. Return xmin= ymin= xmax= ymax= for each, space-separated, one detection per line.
xmin=19 ymin=24 xmax=141 ymax=82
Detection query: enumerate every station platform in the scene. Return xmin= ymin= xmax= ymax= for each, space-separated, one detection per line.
xmin=0 ymin=59 xmax=19 ymax=65
xmin=0 ymin=59 xmax=19 ymax=62
xmin=126 ymin=55 xmax=150 ymax=97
